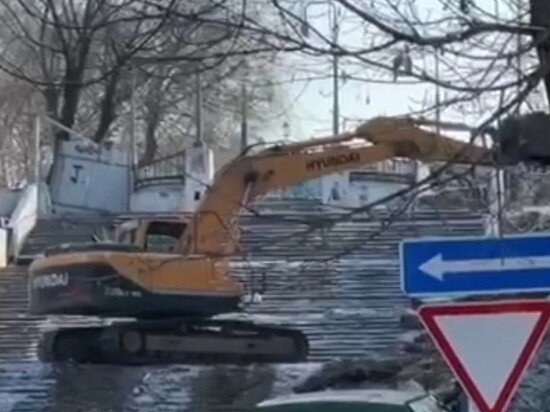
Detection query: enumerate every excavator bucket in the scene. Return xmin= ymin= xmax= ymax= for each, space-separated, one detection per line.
xmin=491 ymin=112 xmax=550 ymax=166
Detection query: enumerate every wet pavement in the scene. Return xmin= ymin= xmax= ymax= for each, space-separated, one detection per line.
xmin=0 ymin=206 xmax=505 ymax=411
xmin=2 ymin=341 xmax=550 ymax=412
xmin=0 ymin=361 xmax=324 ymax=411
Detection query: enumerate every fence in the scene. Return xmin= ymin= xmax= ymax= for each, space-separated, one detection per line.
xmin=134 ymin=151 xmax=186 ymax=190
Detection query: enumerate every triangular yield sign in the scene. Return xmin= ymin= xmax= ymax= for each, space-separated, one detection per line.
xmin=418 ymin=299 xmax=550 ymax=412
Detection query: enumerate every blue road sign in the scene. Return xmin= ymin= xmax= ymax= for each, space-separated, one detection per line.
xmin=400 ymin=232 xmax=550 ymax=297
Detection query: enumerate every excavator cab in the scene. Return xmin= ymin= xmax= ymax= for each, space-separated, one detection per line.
xmin=115 ymin=217 xmax=188 ymax=253
xmin=143 ymin=221 xmax=186 ymax=253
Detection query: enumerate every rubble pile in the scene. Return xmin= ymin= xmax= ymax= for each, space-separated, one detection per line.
xmin=291 ymin=310 xmax=463 ymax=407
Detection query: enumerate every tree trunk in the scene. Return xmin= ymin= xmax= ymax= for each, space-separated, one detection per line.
xmin=93 ymin=69 xmax=120 ymax=143
xmin=138 ymin=76 xmax=164 ymax=166
xmin=139 ymin=109 xmax=160 ymax=167
xmin=57 ymin=34 xmax=92 ymax=141
xmin=531 ymin=0 xmax=550 ymax=107
xmin=43 ymin=86 xmax=59 ymax=121
xmin=57 ymin=65 xmax=82 ymax=141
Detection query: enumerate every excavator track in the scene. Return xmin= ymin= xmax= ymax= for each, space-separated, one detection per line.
xmin=37 ymin=318 xmax=309 ymax=365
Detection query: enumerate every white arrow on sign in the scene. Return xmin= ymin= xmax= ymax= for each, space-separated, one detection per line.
xmin=419 ymin=253 xmax=550 ymax=281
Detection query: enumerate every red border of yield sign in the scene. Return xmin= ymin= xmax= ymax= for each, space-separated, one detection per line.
xmin=418 ymin=299 xmax=550 ymax=412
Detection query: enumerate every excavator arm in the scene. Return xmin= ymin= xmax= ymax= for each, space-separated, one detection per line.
xmin=182 ymin=116 xmax=498 ymax=256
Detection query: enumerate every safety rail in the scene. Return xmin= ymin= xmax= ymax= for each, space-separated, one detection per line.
xmin=360 ymin=158 xmax=417 ymax=176
xmin=134 ymin=151 xmax=186 ymax=190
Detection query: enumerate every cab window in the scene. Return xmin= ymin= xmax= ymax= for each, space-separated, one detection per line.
xmin=143 ymin=221 xmax=186 ymax=253
xmin=145 ymin=234 xmax=179 ymax=253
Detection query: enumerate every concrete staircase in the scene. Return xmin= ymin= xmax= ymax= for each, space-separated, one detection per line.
xmin=232 ymin=201 xmax=485 ymax=360
xmin=0 ymin=198 xmax=486 ymax=362
xmin=0 ymin=265 xmax=42 ymax=362
xmin=16 ymin=215 xmax=117 ymax=262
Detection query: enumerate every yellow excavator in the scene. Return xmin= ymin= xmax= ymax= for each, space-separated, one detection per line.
xmin=27 ymin=116 xmax=528 ymax=365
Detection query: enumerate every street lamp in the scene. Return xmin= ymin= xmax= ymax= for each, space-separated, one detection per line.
xmin=435 ymin=48 xmax=440 ymax=135
xmin=240 ymin=59 xmax=249 ymax=151
xmin=301 ymin=0 xmax=341 ymax=135
xmin=282 ymin=120 xmax=290 ymax=139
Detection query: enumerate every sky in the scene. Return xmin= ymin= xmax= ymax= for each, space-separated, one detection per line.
xmin=256 ymin=0 xmax=528 ymax=142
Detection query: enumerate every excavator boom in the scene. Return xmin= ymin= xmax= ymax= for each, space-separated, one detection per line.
xmin=184 ymin=116 xmax=498 ymax=256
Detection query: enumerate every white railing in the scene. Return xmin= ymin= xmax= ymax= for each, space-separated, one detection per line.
xmin=360 ymin=159 xmax=417 ymax=175
xmin=8 ymin=182 xmax=51 ymax=259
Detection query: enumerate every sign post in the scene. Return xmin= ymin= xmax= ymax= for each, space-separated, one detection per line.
xmin=401 ymin=233 xmax=550 ymax=297
xmin=417 ymin=300 xmax=550 ymax=412
xmin=400 ymin=232 xmax=550 ymax=412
